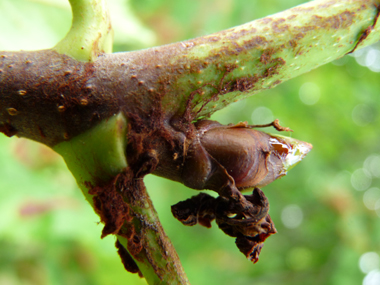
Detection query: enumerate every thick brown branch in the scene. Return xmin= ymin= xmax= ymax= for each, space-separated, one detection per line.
xmin=1 ymin=0 xmax=380 ymax=147
xmin=0 ymin=50 xmax=118 ymax=145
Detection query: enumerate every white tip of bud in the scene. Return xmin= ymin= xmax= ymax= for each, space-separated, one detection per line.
xmin=269 ymin=134 xmax=313 ymax=172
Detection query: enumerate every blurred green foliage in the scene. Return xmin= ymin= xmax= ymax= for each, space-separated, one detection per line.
xmin=1 ymin=0 xmax=380 ymax=284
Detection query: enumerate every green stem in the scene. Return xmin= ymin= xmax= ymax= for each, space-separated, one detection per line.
xmin=156 ymin=0 xmax=380 ymax=119
xmin=54 ymin=0 xmax=113 ymax=61
xmin=53 ymin=113 xmax=128 ymax=205
xmin=54 ymin=114 xmax=189 ymax=285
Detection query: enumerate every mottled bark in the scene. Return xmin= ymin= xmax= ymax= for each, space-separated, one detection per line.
xmin=1 ymin=0 xmax=380 ymax=146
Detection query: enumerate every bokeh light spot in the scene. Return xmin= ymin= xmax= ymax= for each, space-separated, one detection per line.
xmin=354 ymin=46 xmax=371 ymax=66
xmin=363 ymin=188 xmax=380 ymax=211
xmin=353 ymin=45 xmax=380 ymax=73
xmin=375 ymin=201 xmax=380 ymax=218
xmin=364 ymin=154 xmax=380 ymax=178
xmin=299 ymin=82 xmax=321 ymax=105
xmin=281 ymin=204 xmax=303 ymax=229
xmin=251 ymin=106 xmax=274 ymax=125
xmin=359 ymin=252 xmax=380 ymax=274
xmin=363 ymin=270 xmax=380 ymax=285
xmin=365 ymin=49 xmax=378 ymax=67
xmin=351 ymin=168 xmax=372 ymax=191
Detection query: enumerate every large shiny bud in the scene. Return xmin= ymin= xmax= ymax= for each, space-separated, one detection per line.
xmin=197 ymin=120 xmax=312 ymax=190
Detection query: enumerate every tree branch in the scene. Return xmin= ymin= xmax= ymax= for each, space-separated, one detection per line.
xmin=0 ymin=0 xmax=379 ymax=284
xmin=1 ymin=0 xmax=379 ymax=145
xmin=54 ymin=113 xmax=189 ymax=284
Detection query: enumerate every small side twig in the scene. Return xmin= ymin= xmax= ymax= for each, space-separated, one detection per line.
xmin=248 ymin=119 xmax=293 ymax=132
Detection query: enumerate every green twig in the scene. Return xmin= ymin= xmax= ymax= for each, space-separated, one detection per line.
xmin=54 ymin=0 xmax=113 ymax=61
xmin=54 ymin=114 xmax=189 ymax=284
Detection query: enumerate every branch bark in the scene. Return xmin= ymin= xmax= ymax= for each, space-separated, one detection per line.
xmin=1 ymin=0 xmax=379 ymax=146
xmin=0 ymin=0 xmax=379 ymax=284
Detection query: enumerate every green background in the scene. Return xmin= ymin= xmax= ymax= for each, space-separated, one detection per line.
xmin=1 ymin=0 xmax=380 ymax=284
